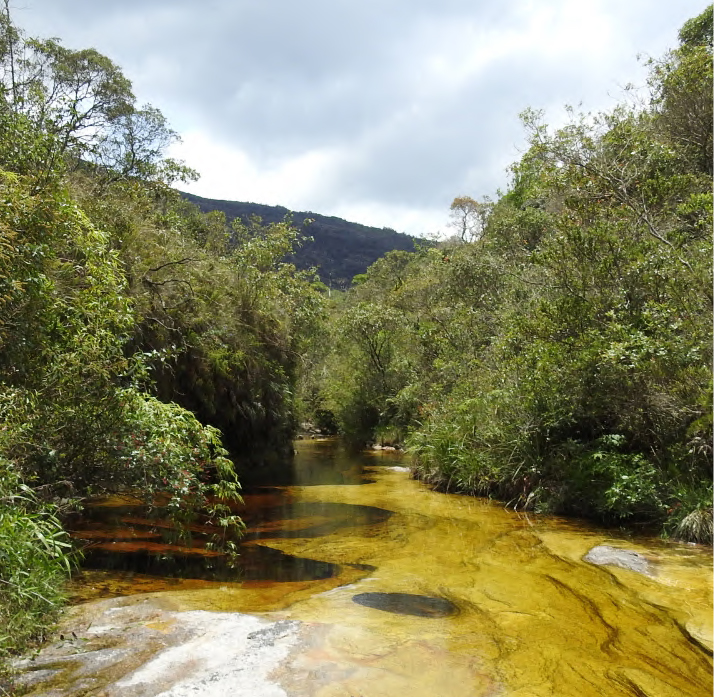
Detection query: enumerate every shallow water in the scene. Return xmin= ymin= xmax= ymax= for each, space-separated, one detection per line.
xmin=67 ymin=439 xmax=712 ymax=696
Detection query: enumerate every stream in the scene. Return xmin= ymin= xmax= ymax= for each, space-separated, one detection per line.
xmin=13 ymin=439 xmax=713 ymax=696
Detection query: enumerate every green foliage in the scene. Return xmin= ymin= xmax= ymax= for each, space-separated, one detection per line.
xmin=649 ymin=5 xmax=713 ymax=175
xmin=315 ymin=8 xmax=713 ymax=543
xmin=677 ymin=5 xmax=713 ymax=49
xmin=110 ymin=392 xmax=243 ymax=531
xmin=181 ymin=192 xmax=419 ymax=289
xmin=0 ymin=7 xmax=323 ymax=666
xmin=102 ymin=189 xmax=325 ymax=465
xmin=0 ymin=458 xmax=70 ymax=660
xmin=449 ymin=195 xmax=493 ymax=242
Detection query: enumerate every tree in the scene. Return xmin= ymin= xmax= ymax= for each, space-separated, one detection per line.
xmin=89 ymin=104 xmax=198 ymax=187
xmin=0 ymin=8 xmax=195 ymax=189
xmin=649 ymin=4 xmax=713 ymax=175
xmin=449 ymin=195 xmax=492 ymax=242
xmin=316 ymin=7 xmax=712 ymax=541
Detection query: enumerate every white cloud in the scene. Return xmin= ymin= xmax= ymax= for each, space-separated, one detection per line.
xmin=16 ymin=0 xmax=709 ymax=236
xmin=170 ymin=131 xmax=344 ymax=210
xmin=331 ymin=202 xmax=449 ymax=240
xmin=171 ymin=132 xmax=450 ymax=237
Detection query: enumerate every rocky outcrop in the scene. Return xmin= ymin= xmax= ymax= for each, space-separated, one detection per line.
xmin=583 ymin=545 xmax=656 ymax=577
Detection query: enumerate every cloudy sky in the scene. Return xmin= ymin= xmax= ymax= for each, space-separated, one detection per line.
xmin=16 ymin=0 xmax=708 ymax=237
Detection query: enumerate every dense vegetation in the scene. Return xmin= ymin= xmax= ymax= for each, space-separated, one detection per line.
xmin=0 ymin=3 xmax=711 ymax=680
xmin=182 ymin=192 xmax=419 ymax=289
xmin=0 ymin=9 xmax=322 ymax=665
xmin=311 ymin=8 xmax=713 ymax=543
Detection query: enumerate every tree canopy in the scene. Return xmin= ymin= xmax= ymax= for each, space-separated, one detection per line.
xmin=0 ymin=8 xmax=324 ymax=662
xmin=309 ymin=6 xmax=713 ymax=545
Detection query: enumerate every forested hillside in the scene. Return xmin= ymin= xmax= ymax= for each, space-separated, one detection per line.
xmin=181 ymin=192 xmax=419 ymax=289
xmin=0 ymin=10 xmax=323 ymax=662
xmin=309 ymin=7 xmax=713 ymax=543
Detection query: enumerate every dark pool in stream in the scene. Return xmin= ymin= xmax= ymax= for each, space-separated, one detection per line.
xmin=69 ymin=440 xmax=397 ymax=594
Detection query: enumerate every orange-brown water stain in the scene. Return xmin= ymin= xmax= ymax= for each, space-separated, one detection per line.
xmin=82 ymin=540 xmax=226 ymax=555
xmin=63 ymin=444 xmax=712 ymax=697
xmin=69 ymin=492 xmax=283 ymax=550
xmin=85 ymin=494 xmax=146 ymax=507
xmin=67 ymin=484 xmax=376 ymax=607
xmin=72 ymin=528 xmax=163 ymax=540
xmin=199 ymin=464 xmax=712 ymax=697
xmin=116 ymin=515 xmax=227 ymax=536
xmin=248 ymin=515 xmax=335 ymax=535
xmin=67 ymin=569 xmax=227 ymax=603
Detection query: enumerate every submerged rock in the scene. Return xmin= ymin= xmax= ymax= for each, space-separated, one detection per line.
xmin=352 ymin=592 xmax=458 ymax=617
xmin=583 ymin=545 xmax=656 ymax=577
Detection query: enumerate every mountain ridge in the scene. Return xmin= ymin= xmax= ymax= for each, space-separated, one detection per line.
xmin=180 ymin=191 xmax=421 ymax=288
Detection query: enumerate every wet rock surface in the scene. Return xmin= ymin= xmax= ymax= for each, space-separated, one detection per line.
xmin=12 ymin=597 xmax=305 ymax=697
xmin=11 ymin=595 xmax=495 ymax=697
xmin=583 ymin=544 xmax=656 ymax=576
xmin=12 ymin=443 xmax=712 ymax=697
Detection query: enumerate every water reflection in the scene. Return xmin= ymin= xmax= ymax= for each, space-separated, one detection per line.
xmin=242 ymin=502 xmax=393 ymax=540
xmin=70 ymin=441 xmax=394 ymax=587
xmin=241 ymin=438 xmax=400 ymax=488
xmin=81 ymin=544 xmax=340 ymax=582
xmin=65 ymin=440 xmax=712 ymax=697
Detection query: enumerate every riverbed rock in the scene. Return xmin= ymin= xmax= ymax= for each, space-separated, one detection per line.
xmin=583 ymin=545 xmax=656 ymax=577
xmin=352 ymin=592 xmax=458 ymax=617
xmin=12 ymin=594 xmax=495 ymax=697
xmin=11 ymin=597 xmax=305 ymax=697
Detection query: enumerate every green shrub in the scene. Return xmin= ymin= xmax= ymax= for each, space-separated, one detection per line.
xmin=0 ymin=460 xmax=71 ymax=660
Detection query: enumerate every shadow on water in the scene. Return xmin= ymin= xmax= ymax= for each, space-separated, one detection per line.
xmin=239 ymin=438 xmax=400 ymax=488
xmin=74 ymin=499 xmax=388 ymax=584
xmin=70 ymin=441 xmax=394 ymax=588
xmin=80 ymin=544 xmax=341 ymax=582
xmin=241 ymin=502 xmax=393 ymax=541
